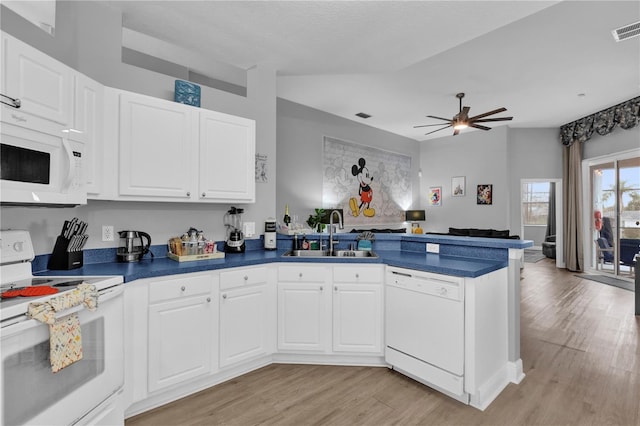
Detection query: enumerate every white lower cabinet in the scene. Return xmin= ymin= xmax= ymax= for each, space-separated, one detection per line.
xmin=147 ymin=274 xmax=218 ymax=393
xmin=277 ymin=265 xmax=331 ymax=352
xmin=219 ymin=266 xmax=275 ymax=368
xmin=277 ymin=264 xmax=384 ymax=355
xmin=332 ymin=266 xmax=383 ymax=354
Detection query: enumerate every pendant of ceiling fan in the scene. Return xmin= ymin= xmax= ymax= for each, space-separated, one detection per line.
xmin=414 ymin=92 xmax=513 ymax=136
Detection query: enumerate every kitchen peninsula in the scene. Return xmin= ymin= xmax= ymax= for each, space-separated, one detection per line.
xmin=34 ymin=233 xmax=531 ymax=416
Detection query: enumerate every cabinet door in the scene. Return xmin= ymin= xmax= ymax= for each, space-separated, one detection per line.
xmin=332 ymin=283 xmax=383 ymax=354
xmin=119 ymin=93 xmax=194 ymax=199
xmin=71 ymin=73 xmax=103 ymax=195
xmin=219 ymin=284 xmax=269 ymax=367
xmin=2 ymin=32 xmax=72 ymax=125
xmin=198 ymin=110 xmax=255 ymax=202
xmin=148 ymin=294 xmax=214 ymax=392
xmin=277 ymin=283 xmax=330 ymax=352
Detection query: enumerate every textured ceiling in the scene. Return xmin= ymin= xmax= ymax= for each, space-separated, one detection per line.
xmin=103 ymin=1 xmax=640 ymax=141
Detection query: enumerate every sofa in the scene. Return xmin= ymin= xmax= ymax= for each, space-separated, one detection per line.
xmin=426 ymin=227 xmax=520 ymax=239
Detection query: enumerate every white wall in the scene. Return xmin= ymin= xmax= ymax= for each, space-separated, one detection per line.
xmin=419 ymin=127 xmax=511 ymax=233
xmin=276 ymin=98 xmax=420 ymax=229
xmin=418 ymin=126 xmax=564 ymax=235
xmin=0 ymin=2 xmax=277 ymax=255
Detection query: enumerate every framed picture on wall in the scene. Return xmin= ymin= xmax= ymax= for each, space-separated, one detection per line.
xmin=477 ymin=184 xmax=493 ymax=205
xmin=429 ymin=187 xmax=442 ymax=206
xmin=452 ymin=176 xmax=465 ymax=197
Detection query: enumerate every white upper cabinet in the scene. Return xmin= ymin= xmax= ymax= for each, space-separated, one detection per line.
xmin=198 ymin=110 xmax=255 ymax=203
xmin=111 ymin=89 xmax=256 ymax=203
xmin=1 ymin=32 xmax=72 ymax=126
xmin=71 ymin=73 xmax=104 ymax=195
xmin=118 ymin=92 xmax=194 ymax=199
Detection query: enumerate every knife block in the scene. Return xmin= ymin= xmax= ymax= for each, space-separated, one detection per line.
xmin=47 ymin=236 xmax=83 ymax=270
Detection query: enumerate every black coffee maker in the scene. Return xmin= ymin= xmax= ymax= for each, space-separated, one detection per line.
xmin=224 ymin=207 xmax=245 ymax=253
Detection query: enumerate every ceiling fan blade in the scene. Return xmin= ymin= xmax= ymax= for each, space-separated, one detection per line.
xmin=414 ymin=123 xmax=454 ymax=128
xmin=469 ymin=123 xmax=492 ymax=131
xmin=472 ymin=117 xmax=513 ymax=123
xmin=424 ymin=125 xmax=452 ymax=135
xmin=468 ymin=107 xmax=507 ymax=121
xmin=426 ymin=115 xmax=453 ymax=122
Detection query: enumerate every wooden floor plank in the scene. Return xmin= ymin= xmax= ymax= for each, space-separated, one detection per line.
xmin=127 ymin=259 xmax=639 ymax=426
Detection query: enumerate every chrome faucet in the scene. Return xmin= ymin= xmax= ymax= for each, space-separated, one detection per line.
xmin=329 ymin=210 xmax=343 ymax=253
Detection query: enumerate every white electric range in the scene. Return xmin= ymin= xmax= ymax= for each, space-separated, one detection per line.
xmin=0 ymin=229 xmax=125 ymax=425
xmin=0 ymin=229 xmax=123 ymax=323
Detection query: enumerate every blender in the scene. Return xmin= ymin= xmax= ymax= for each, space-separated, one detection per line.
xmin=224 ymin=206 xmax=245 ymax=253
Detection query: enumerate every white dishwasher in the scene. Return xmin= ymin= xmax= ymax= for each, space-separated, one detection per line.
xmin=385 ymin=266 xmax=467 ymax=402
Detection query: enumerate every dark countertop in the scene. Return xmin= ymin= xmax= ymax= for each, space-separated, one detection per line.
xmin=34 ymin=233 xmax=530 ymax=282
xmin=35 ymin=248 xmax=508 ymax=282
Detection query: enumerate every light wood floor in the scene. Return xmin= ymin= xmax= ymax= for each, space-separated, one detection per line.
xmin=126 ymin=259 xmax=639 ymax=426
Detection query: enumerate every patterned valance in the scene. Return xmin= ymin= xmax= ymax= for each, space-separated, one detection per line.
xmin=560 ymin=96 xmax=640 ymax=146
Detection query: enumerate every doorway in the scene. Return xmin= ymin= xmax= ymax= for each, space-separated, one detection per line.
xmin=520 ymin=178 xmax=564 ymax=268
xmin=586 ymin=152 xmax=640 ymax=279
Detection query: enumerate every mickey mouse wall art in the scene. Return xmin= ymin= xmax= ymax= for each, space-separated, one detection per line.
xmin=349 ymin=157 xmax=376 ymax=217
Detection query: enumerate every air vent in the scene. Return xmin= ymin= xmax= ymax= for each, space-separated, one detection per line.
xmin=355 ymin=112 xmax=371 ymax=119
xmin=612 ymin=21 xmax=640 ymax=42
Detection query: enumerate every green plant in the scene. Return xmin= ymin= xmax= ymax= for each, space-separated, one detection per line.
xmin=306 ymin=208 xmax=326 ymax=232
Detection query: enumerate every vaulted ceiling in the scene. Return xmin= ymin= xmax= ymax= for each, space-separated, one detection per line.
xmin=102 ymin=1 xmax=640 ymax=141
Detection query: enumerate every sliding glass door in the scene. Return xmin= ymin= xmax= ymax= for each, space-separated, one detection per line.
xmin=589 ymin=156 xmax=640 ymax=278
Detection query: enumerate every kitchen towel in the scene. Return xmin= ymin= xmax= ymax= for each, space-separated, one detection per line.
xmin=49 ymin=313 xmax=83 ymax=373
xmin=27 ymin=283 xmax=98 ymax=372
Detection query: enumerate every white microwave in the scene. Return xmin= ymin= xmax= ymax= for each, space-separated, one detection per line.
xmin=1 ymin=112 xmax=86 ymax=206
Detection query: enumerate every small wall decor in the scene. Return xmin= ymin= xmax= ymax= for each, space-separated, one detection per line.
xmin=174 ymin=80 xmax=201 ymax=107
xmin=429 ymin=187 xmax=442 ymax=206
xmin=255 ymin=153 xmax=268 ymax=183
xmin=477 ymin=184 xmax=493 ymax=205
xmin=452 ymin=176 xmax=465 ymax=197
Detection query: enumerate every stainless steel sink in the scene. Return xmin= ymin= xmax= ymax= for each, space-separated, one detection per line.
xmin=282 ymin=249 xmax=377 ymax=259
xmin=332 ymin=250 xmax=377 ymax=258
xmin=283 ymin=250 xmax=332 ymax=257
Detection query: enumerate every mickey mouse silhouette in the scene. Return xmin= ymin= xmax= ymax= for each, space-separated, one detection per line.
xmin=349 ymin=158 xmax=375 ymax=217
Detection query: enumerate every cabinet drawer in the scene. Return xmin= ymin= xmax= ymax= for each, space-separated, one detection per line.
xmin=278 ymin=265 xmax=327 ymax=283
xmin=149 ymin=275 xmax=212 ymax=304
xmin=333 ymin=266 xmax=382 ymax=283
xmin=220 ymin=266 xmax=268 ymax=290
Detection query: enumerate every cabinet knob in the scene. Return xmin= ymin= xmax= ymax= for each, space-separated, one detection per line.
xmin=181 ymin=286 xmax=186 ymax=291
xmin=207 ymin=297 xmax=211 ymax=303
xmin=299 ymin=273 xmax=303 ymax=278
xmin=244 ymin=276 xmax=248 ymax=281
xmin=320 ymin=286 xmax=323 ymax=291
xmin=186 ymin=191 xmax=191 ymax=197
xmin=222 ymin=294 xmax=227 ymax=299
xmin=334 ymin=286 xmax=338 ymax=291
xmin=202 ymin=192 xmax=206 ymax=197
xmin=355 ymin=273 xmax=359 ymax=279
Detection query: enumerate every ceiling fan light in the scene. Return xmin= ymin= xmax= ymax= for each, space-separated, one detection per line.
xmin=453 ymin=122 xmax=468 ymax=130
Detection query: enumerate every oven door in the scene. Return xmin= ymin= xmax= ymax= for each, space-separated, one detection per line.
xmin=0 ymin=285 xmax=124 ymax=426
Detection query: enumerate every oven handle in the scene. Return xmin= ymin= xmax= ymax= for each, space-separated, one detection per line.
xmin=1 ymin=285 xmax=124 ymax=334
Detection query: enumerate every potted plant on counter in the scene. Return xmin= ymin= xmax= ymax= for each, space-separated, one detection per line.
xmin=306 ymin=208 xmax=326 ymax=233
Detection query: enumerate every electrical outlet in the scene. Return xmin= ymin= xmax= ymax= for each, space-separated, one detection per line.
xmin=426 ymin=243 xmax=440 ymax=253
xmin=102 ymin=225 xmax=114 ymax=242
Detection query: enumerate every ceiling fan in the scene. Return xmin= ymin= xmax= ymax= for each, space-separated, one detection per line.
xmin=414 ymin=92 xmax=513 ymax=136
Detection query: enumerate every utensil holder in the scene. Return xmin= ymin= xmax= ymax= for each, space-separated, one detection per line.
xmin=47 ymin=236 xmax=83 ymax=270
